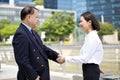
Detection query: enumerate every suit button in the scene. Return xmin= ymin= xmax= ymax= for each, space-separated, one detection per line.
xmin=33 ymin=49 xmax=35 ymax=52
xmin=37 ymin=57 xmax=39 ymax=59
xmin=41 ymin=64 xmax=44 ymax=67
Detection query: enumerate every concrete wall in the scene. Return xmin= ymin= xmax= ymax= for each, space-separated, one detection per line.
xmin=102 ymin=31 xmax=119 ymax=44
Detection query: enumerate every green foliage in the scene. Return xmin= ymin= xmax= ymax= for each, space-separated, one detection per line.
xmin=98 ymin=22 xmax=115 ymax=36
xmin=34 ymin=0 xmax=43 ymax=5
xmin=118 ymin=28 xmax=120 ymax=40
xmin=43 ymin=41 xmax=58 ymax=45
xmin=0 ymin=19 xmax=10 ymax=24
xmin=0 ymin=19 xmax=10 ymax=29
xmin=37 ymin=11 xmax=76 ymax=41
xmin=0 ymin=42 xmax=12 ymax=46
xmin=0 ymin=24 xmax=18 ymax=39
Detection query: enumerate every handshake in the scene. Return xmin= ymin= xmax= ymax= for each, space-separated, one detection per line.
xmin=56 ymin=54 xmax=65 ymax=64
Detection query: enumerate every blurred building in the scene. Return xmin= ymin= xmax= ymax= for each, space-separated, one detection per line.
xmin=0 ymin=0 xmax=9 ymax=3
xmin=0 ymin=5 xmax=21 ymax=23
xmin=44 ymin=0 xmax=87 ymax=22
xmin=44 ymin=0 xmax=120 ymax=27
xmin=0 ymin=0 xmax=34 ymax=6
xmin=87 ymin=0 xmax=120 ymax=27
xmin=14 ymin=0 xmax=32 ymax=4
xmin=0 ymin=0 xmax=33 ymax=4
xmin=0 ymin=5 xmax=76 ymax=24
xmin=14 ymin=0 xmax=34 ymax=6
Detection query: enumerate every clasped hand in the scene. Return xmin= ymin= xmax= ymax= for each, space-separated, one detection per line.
xmin=56 ymin=54 xmax=65 ymax=64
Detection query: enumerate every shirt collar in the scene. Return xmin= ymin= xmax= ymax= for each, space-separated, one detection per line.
xmin=86 ymin=30 xmax=97 ymax=35
xmin=85 ymin=30 xmax=97 ymax=38
xmin=22 ymin=23 xmax=32 ymax=32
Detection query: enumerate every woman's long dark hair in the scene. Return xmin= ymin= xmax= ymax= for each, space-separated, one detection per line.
xmin=81 ymin=11 xmax=100 ymax=31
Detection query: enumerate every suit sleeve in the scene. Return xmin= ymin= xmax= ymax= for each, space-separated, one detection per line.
xmin=12 ymin=32 xmax=38 ymax=80
xmin=43 ymin=44 xmax=59 ymax=62
xmin=35 ymin=31 xmax=59 ymax=62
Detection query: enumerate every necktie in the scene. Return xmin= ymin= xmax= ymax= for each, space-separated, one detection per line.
xmin=31 ymin=30 xmax=46 ymax=59
xmin=31 ymin=29 xmax=36 ymax=38
xmin=31 ymin=29 xmax=40 ymax=44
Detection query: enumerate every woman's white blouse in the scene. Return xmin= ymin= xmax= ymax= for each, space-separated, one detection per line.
xmin=65 ymin=30 xmax=103 ymax=64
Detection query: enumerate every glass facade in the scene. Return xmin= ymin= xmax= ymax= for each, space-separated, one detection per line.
xmin=14 ymin=0 xmax=33 ymax=4
xmin=87 ymin=0 xmax=120 ymax=27
xmin=44 ymin=0 xmax=57 ymax=9
xmin=44 ymin=0 xmax=87 ymax=22
xmin=57 ymin=0 xmax=72 ymax=10
xmin=44 ymin=0 xmax=120 ymax=27
xmin=0 ymin=0 xmax=9 ymax=3
xmin=0 ymin=0 xmax=33 ymax=4
xmin=57 ymin=0 xmax=87 ymax=22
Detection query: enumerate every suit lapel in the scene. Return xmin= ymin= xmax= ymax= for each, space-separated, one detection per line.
xmin=20 ymin=24 xmax=47 ymax=60
xmin=33 ymin=31 xmax=48 ymax=60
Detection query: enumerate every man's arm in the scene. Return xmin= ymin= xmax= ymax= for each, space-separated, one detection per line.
xmin=43 ymin=45 xmax=59 ymax=61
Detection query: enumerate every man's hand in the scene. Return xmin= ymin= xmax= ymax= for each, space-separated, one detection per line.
xmin=35 ymin=76 xmax=40 ymax=80
xmin=56 ymin=54 xmax=65 ymax=64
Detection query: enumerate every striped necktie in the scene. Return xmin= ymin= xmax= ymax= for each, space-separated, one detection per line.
xmin=31 ymin=29 xmax=40 ymax=44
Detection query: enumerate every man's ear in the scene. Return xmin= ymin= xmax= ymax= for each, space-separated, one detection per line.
xmin=26 ymin=15 xmax=31 ymax=21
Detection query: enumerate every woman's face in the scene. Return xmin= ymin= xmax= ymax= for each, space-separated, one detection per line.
xmin=79 ymin=16 xmax=92 ymax=33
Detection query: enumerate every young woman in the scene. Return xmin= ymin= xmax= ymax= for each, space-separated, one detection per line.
xmin=58 ymin=11 xmax=104 ymax=80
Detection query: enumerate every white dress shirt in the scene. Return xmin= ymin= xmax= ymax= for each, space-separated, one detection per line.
xmin=65 ymin=30 xmax=103 ymax=64
xmin=22 ymin=23 xmax=32 ymax=32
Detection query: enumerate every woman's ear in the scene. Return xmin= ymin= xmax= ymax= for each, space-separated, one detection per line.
xmin=88 ymin=20 xmax=93 ymax=29
xmin=88 ymin=20 xmax=92 ymax=26
xmin=88 ymin=20 xmax=92 ymax=24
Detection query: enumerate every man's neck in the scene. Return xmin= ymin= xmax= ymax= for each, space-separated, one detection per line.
xmin=22 ymin=21 xmax=32 ymax=32
xmin=22 ymin=21 xmax=33 ymax=29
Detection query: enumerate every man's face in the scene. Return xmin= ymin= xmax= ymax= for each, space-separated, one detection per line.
xmin=27 ymin=9 xmax=39 ymax=29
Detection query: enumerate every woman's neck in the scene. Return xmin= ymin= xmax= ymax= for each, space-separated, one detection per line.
xmin=86 ymin=28 xmax=93 ymax=34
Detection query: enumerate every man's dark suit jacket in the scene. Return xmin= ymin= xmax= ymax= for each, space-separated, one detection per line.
xmin=12 ymin=23 xmax=59 ymax=80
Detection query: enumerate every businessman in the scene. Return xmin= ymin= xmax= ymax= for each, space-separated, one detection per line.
xmin=12 ymin=6 xmax=62 ymax=80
